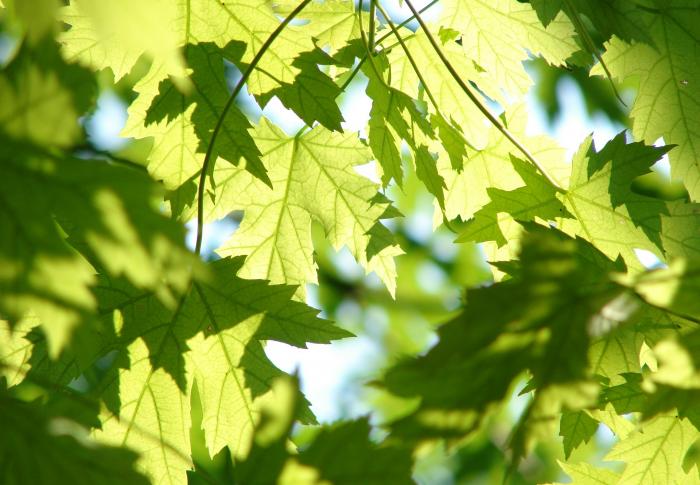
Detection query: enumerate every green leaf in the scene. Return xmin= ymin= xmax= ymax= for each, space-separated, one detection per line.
xmin=437 ymin=0 xmax=578 ymax=97
xmin=0 ymin=390 xmax=150 ymax=485
xmin=235 ymin=376 xmax=415 ymax=485
xmin=211 ymin=119 xmax=403 ymax=296
xmin=560 ymin=410 xmax=599 ymax=458
xmin=274 ymin=0 xmax=360 ymax=55
xmin=97 ymin=339 xmax=193 ymax=485
xmin=258 ymin=48 xmax=344 ymax=132
xmin=92 ymin=257 xmax=346 ymax=482
xmin=530 ymin=0 xmax=652 ymax=44
xmin=0 ymin=36 xmax=95 ymax=148
xmin=60 ymin=0 xmax=188 ymax=83
xmin=593 ymin=3 xmax=700 ymax=200
xmin=557 ymin=460 xmax=620 ymax=485
xmin=439 ymin=103 xmax=568 ymax=225
xmin=62 ymin=0 xmax=319 ymax=95
xmin=457 ymin=155 xmax=567 ymax=247
xmin=129 ymin=42 xmax=268 ymax=193
xmin=2 ymin=0 xmax=60 ymax=44
xmin=605 ymin=416 xmax=700 ymax=484
xmin=0 ymin=141 xmax=194 ymax=355
xmin=387 ymin=29 xmax=495 ymax=150
xmin=557 ymin=133 xmax=671 ymax=268
xmin=382 ymin=225 xmax=620 ymax=444
xmin=432 ymin=114 xmax=467 ymax=172
xmin=364 ymin=53 xmax=446 ymax=205
xmin=293 ymin=419 xmax=415 ymax=484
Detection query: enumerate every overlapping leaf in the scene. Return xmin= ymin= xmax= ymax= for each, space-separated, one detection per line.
xmin=382 ymin=225 xmax=624 ymax=447
xmin=124 ymin=42 xmax=267 ymax=197
xmin=593 ymin=2 xmax=700 ymax=200
xmin=0 ymin=36 xmax=94 ymax=148
xmin=61 ymin=0 xmax=316 ymax=94
xmin=437 ymin=0 xmax=578 ymax=97
xmin=209 ymin=119 xmax=402 ymax=296
xmin=233 ymin=376 xmax=415 ymax=485
xmin=0 ymin=390 xmax=150 ymax=485
xmin=444 ymin=103 xmax=568 ymax=232
xmin=605 ymin=416 xmax=700 ymax=484
xmin=386 ymin=30 xmax=495 ymax=150
xmin=90 ymin=257 xmax=348 ymax=483
xmin=364 ymin=53 xmax=447 ymax=205
xmin=0 ymin=135 xmax=198 ymax=354
xmin=457 ymin=132 xmax=700 ymax=271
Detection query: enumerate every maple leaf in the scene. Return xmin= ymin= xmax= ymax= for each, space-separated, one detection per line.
xmin=364 ymin=53 xmax=446 ymax=206
xmin=437 ymin=0 xmax=578 ymax=98
xmin=387 ymin=30 xmax=495 ymax=150
xmin=60 ymin=0 xmax=187 ymax=83
xmin=530 ymin=0 xmax=652 ymax=44
xmin=60 ymin=0 xmax=316 ymax=94
xmin=90 ymin=257 xmax=347 ymax=483
xmin=593 ymin=3 xmax=700 ymax=200
xmin=124 ymin=42 xmax=267 ymax=195
xmin=559 ymin=410 xmax=598 ymax=458
xmin=0 ymin=138 xmax=195 ymax=355
xmin=382 ymin=225 xmax=621 ymax=445
xmin=256 ymin=48 xmax=345 ymax=132
xmin=605 ymin=416 xmax=700 ymax=484
xmin=274 ymin=0 xmax=360 ymax=55
xmin=557 ymin=133 xmax=671 ymax=268
xmin=0 ymin=36 xmax=95 ymax=148
xmin=208 ymin=119 xmax=402 ymax=296
xmin=557 ymin=461 xmax=620 ymax=485
xmin=440 ymin=103 xmax=568 ymax=227
xmin=457 ymin=132 xmax=691 ymax=271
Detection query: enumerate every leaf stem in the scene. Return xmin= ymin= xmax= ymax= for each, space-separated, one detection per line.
xmin=358 ymin=0 xmax=385 ymax=84
xmin=73 ymin=142 xmax=148 ymax=172
xmin=561 ymin=0 xmax=626 ymax=106
xmin=374 ymin=2 xmax=440 ymax=111
xmin=339 ymin=0 xmax=439 ymax=93
xmin=376 ymin=0 xmax=439 ymax=43
xmin=401 ymin=0 xmax=565 ymax=193
xmin=194 ymin=0 xmax=314 ymax=256
xmin=368 ymin=0 xmax=377 ymax=52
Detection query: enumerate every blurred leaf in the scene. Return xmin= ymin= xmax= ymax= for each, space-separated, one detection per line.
xmin=0 ymin=390 xmax=150 ymax=485
xmin=560 ymin=410 xmax=598 ymax=458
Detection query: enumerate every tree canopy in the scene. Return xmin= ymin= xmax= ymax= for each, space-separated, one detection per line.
xmin=2 ymin=0 xmax=700 ymax=483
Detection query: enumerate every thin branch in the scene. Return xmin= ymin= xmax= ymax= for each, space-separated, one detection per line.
xmin=401 ymin=0 xmax=565 ymax=192
xmin=194 ymin=0 xmax=315 ymax=256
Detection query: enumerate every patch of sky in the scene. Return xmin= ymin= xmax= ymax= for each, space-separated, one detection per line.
xmin=185 ymin=217 xmax=239 ymax=257
xmin=403 ymin=192 xmax=436 ymax=244
xmin=0 ymin=33 xmax=17 ymax=66
xmin=372 ymin=0 xmax=442 ymax=31
xmin=526 ymin=76 xmax=624 ymax=160
xmin=84 ymin=91 xmax=129 ymax=150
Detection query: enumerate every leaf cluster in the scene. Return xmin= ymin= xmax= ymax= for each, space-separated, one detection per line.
xmin=2 ymin=0 xmax=700 ymax=483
